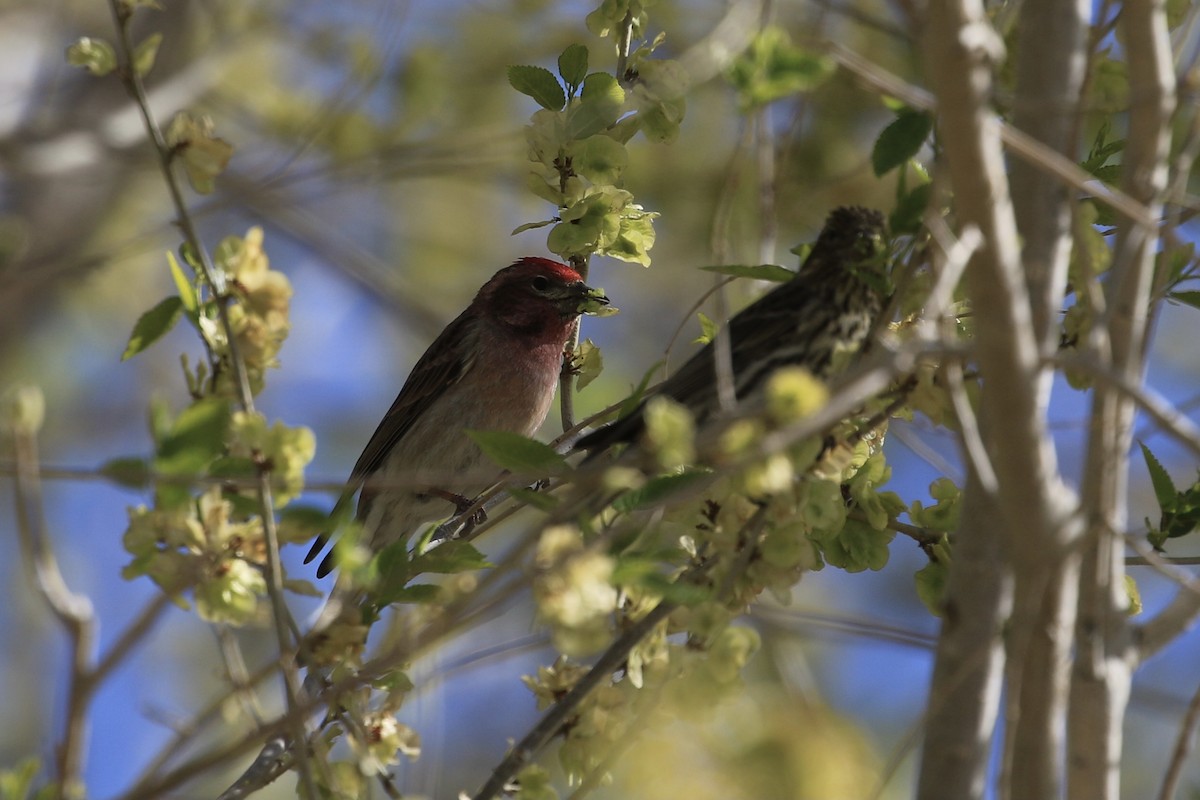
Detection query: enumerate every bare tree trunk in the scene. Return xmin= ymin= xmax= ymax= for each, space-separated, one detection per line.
xmin=920 ymin=1 xmax=1080 ymax=798
xmin=915 ymin=471 xmax=1011 ymax=800
xmin=1069 ymin=2 xmax=1175 ymax=799
xmin=1003 ymin=3 xmax=1091 ymax=797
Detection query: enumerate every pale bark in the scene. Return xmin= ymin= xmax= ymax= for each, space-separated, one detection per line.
xmin=921 ymin=1 xmax=1079 ymax=798
xmin=1003 ymin=3 xmax=1090 ymax=798
xmin=1009 ymin=0 xmax=1090 ymax=353
xmin=915 ymin=472 xmax=1010 ymax=800
xmin=1069 ymin=3 xmax=1176 ymax=799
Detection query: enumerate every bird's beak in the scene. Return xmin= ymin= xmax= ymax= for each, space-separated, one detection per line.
xmin=572 ymin=284 xmax=616 ymax=317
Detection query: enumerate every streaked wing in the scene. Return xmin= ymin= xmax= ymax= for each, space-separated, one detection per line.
xmin=660 ymin=279 xmax=806 ymax=408
xmin=348 ymin=307 xmax=479 ymax=487
xmin=575 ymin=205 xmax=886 ymax=454
xmin=305 ymin=309 xmax=478 ymax=571
xmin=579 ymin=284 xmax=804 ymax=451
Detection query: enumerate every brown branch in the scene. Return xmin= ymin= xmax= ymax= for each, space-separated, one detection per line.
xmin=468 ymin=503 xmax=766 ymax=800
xmin=1156 ymin=676 xmax=1200 ymax=800
xmin=11 ymin=416 xmax=95 ymax=800
xmin=469 ymin=599 xmax=676 ymax=800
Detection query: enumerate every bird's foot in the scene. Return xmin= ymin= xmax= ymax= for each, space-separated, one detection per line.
xmin=427 ymin=488 xmax=487 ymax=538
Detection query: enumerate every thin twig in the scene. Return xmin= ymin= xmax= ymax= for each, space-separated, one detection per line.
xmin=1126 ymin=555 xmax=1200 ymax=566
xmin=470 ymin=600 xmax=678 ymax=800
xmin=848 ymin=510 xmax=941 ymax=549
xmin=1053 ymin=352 xmax=1200 ymax=460
xmin=564 ymin=679 xmax=667 ymax=800
xmin=142 ymin=521 xmax=542 ymax=799
xmin=90 ymin=593 xmax=172 ymax=685
xmin=11 ymin=419 xmax=95 ymax=799
xmin=827 ymin=42 xmax=1157 ymax=230
xmin=214 ymin=626 xmax=266 ymax=725
xmin=102 ymin=3 xmax=314 ymax=793
xmin=1155 ymin=676 xmax=1200 ymax=800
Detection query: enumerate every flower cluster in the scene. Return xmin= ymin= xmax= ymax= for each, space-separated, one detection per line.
xmin=123 ymin=487 xmax=267 ymax=624
xmin=204 ymin=227 xmax=294 ymax=396
xmin=511 ymin=28 xmax=686 ymax=268
xmin=534 ymin=525 xmax=620 ymax=656
xmin=116 ymin=226 xmax=315 ymax=626
xmin=522 ymin=658 xmax=631 ymax=783
xmin=228 ymin=410 xmax=316 ymax=505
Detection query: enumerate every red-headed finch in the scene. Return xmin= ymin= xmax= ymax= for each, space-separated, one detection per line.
xmin=574 ymin=205 xmax=889 ymax=454
xmin=307 ymin=258 xmax=609 ymax=577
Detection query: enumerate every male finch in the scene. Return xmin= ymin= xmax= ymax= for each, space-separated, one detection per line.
xmin=307 ymin=258 xmax=609 ymax=577
xmin=574 ymin=205 xmax=889 ymax=454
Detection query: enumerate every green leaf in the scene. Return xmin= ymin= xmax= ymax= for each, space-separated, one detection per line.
xmin=181 ymin=137 xmax=233 ymax=194
xmin=612 ymin=468 xmax=712 ymax=513
xmin=814 ymin=518 xmax=895 ymax=572
xmin=889 ymin=180 xmax=932 ymax=236
xmin=1082 ymin=121 xmax=1124 ymax=177
xmin=872 ymin=108 xmax=934 ymax=176
xmin=915 ymin=559 xmax=949 ymax=616
xmin=512 ymin=219 xmax=556 ymax=236
xmin=148 ymin=396 xmax=172 ymax=445
xmin=1168 ymin=290 xmax=1200 ymax=310
xmin=1123 ymin=574 xmax=1143 ymax=615
xmin=100 ymin=457 xmax=151 ymax=489
xmin=574 ymin=338 xmax=604 ymax=391
xmin=132 ymin=32 xmax=162 ymax=77
xmin=409 ymin=540 xmax=492 ymax=574
xmin=639 ymin=97 xmax=686 ymax=144
xmin=165 ymin=113 xmax=233 ymax=195
xmin=66 ymin=37 xmax=116 ymax=76
xmin=1162 ymin=479 xmax=1200 ymax=540
xmin=566 ymin=135 xmax=628 ymax=184
xmin=567 ymin=73 xmax=625 ymax=138
xmin=283 ymin=578 xmax=324 ymax=597
xmin=558 ymin=44 xmax=589 ymax=94
xmin=694 ymin=311 xmax=717 ymax=345
xmin=166 ymin=251 xmax=198 ymax=316
xmin=372 ymin=669 xmax=415 ymax=693
xmin=1140 ymin=441 xmax=1177 ymax=509
xmin=699 ymin=263 xmax=796 ymax=282
xmin=207 ymin=456 xmax=257 ymax=481
xmin=155 ymin=398 xmax=231 ymax=477
xmin=122 ymin=296 xmax=184 ymax=361
xmin=213 ymin=234 xmax=242 ymax=275
xmin=1162 ymin=241 xmax=1195 ymax=286
xmin=507 ymin=65 xmax=566 ymax=111
xmin=727 ymin=26 xmax=833 ymax=109
xmin=372 ymin=539 xmax=411 ymax=597
xmin=0 ymin=757 xmax=43 ymax=800
xmin=466 ymin=430 xmax=568 ymax=475
xmin=618 ymin=362 xmax=664 ymax=418
xmin=278 ymin=504 xmax=333 ymax=544
xmin=636 ymin=572 xmax=713 ymax=605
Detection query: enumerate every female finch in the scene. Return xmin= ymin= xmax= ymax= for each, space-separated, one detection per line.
xmin=574 ymin=205 xmax=889 ymax=454
xmin=306 ymin=258 xmax=609 ymax=577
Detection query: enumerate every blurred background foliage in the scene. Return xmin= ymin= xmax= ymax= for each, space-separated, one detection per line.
xmin=1 ymin=0 xmax=1199 ymax=798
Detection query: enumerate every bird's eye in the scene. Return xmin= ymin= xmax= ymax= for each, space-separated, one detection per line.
xmin=531 ymin=275 xmax=551 ymax=292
